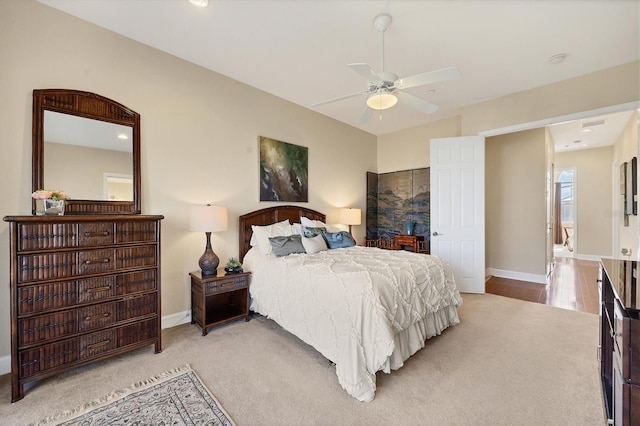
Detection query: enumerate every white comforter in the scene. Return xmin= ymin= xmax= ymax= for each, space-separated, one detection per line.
xmin=243 ymin=246 xmax=462 ymax=402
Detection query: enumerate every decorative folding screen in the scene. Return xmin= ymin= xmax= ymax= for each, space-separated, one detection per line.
xmin=366 ymin=168 xmax=430 ymax=241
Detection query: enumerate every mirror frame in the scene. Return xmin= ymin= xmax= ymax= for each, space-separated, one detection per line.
xmin=33 ymin=89 xmax=141 ymax=215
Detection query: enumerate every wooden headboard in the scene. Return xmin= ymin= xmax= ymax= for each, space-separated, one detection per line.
xmin=238 ymin=205 xmax=326 ymax=261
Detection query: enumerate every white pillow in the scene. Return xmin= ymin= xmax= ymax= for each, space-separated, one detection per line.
xmin=301 ymin=234 xmax=328 ymax=254
xmin=291 ymin=223 xmax=303 ymax=235
xmin=300 ymin=216 xmax=323 ymax=227
xmin=300 ymin=216 xmax=341 ymax=232
xmin=250 ymin=219 xmax=292 ymax=255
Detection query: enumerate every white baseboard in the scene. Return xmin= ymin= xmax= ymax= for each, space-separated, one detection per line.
xmin=161 ymin=309 xmax=192 ymax=329
xmin=0 ymin=310 xmax=193 ymax=377
xmin=486 ymin=268 xmax=547 ymax=284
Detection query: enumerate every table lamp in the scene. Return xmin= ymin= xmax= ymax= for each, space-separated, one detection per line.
xmin=189 ymin=204 xmax=228 ymax=276
xmin=339 ymin=208 xmax=361 ymax=236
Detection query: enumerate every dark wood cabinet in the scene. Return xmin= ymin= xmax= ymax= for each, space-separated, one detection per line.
xmin=394 ymin=234 xmax=428 ymax=253
xmin=4 ymin=214 xmax=163 ymax=402
xmin=599 ymin=259 xmax=640 ymax=425
xmin=190 ymin=270 xmax=250 ymax=336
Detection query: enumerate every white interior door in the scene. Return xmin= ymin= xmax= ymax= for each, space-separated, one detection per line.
xmin=430 ymin=136 xmax=485 ymax=293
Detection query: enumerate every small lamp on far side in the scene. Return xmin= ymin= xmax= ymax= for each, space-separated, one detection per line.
xmin=339 ymin=208 xmax=361 ymax=236
xmin=189 ymin=205 xmax=228 ymax=276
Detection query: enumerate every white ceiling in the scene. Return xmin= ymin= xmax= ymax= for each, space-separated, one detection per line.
xmin=38 ymin=0 xmax=639 ymax=143
xmin=550 ymin=110 xmax=635 ymax=153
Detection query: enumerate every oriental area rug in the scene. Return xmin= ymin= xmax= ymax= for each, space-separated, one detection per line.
xmin=34 ymin=364 xmax=234 ymax=426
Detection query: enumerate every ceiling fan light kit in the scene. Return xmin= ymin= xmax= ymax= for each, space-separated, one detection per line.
xmin=367 ymin=92 xmax=397 ymax=110
xmin=312 ymin=13 xmax=461 ymax=124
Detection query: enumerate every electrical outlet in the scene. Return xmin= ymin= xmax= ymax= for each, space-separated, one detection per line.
xmin=621 ymin=248 xmax=632 ymax=256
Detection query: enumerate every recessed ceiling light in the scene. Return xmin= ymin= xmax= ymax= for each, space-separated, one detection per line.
xmin=188 ymin=0 xmax=209 ymax=7
xmin=548 ymin=53 xmax=567 ymax=65
xmin=117 ymin=134 xmax=129 ymax=140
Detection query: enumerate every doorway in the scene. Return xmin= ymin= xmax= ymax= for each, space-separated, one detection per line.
xmin=554 ymin=168 xmax=576 ymax=258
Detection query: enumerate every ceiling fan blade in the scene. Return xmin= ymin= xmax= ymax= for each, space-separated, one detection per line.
xmin=358 ymin=106 xmax=373 ymax=125
xmin=348 ymin=63 xmax=384 ymax=84
xmin=397 ymin=92 xmax=439 ymax=114
xmin=394 ymin=66 xmax=461 ymax=90
xmin=312 ymin=91 xmax=368 ymax=107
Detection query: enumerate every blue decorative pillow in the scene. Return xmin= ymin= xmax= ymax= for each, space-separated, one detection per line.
xmin=268 ymin=234 xmax=306 ymax=257
xmin=322 ymin=231 xmax=356 ymax=249
xmin=302 ymin=226 xmax=326 ymax=238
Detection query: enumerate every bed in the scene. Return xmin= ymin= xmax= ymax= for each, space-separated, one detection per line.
xmin=239 ymin=205 xmax=462 ymax=402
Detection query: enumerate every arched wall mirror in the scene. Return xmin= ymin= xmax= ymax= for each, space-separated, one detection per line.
xmin=33 ymin=89 xmax=141 ymax=214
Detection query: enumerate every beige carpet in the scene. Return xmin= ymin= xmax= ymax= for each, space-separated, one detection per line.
xmin=0 ymin=294 xmax=604 ymax=425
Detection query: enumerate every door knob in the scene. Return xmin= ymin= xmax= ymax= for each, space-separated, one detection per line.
xmin=432 ymin=232 xmax=441 ymax=236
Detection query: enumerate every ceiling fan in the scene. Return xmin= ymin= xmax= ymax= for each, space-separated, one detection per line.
xmin=312 ymin=13 xmax=461 ymax=124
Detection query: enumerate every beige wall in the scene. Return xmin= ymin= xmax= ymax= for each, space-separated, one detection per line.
xmin=460 ymin=61 xmax=640 ymax=136
xmin=45 ymin=142 xmax=132 ymax=200
xmin=485 ymin=129 xmax=547 ymax=275
xmin=0 ymin=0 xmax=376 ymax=361
xmin=555 ymin=146 xmax=614 ymax=257
xmin=612 ymin=111 xmax=640 ymax=258
xmin=377 ymin=116 xmax=461 ymax=173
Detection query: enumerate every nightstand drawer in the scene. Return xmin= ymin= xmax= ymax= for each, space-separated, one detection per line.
xmin=205 ymin=276 xmax=247 ymax=295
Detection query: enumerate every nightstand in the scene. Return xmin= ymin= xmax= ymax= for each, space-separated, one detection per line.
xmin=189 ymin=269 xmax=251 ymax=336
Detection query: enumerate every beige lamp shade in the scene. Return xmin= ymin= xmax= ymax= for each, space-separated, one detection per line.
xmin=339 ymin=208 xmax=361 ymax=226
xmin=189 ymin=205 xmax=228 ymax=232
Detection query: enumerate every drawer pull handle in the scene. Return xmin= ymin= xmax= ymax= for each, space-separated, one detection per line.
xmin=84 ymin=259 xmax=110 ymax=265
xmin=86 ymin=285 xmax=112 ymax=293
xmin=84 ymin=231 xmax=110 ymax=237
xmin=86 ymin=340 xmax=111 ymax=350
xmin=84 ymin=313 xmax=110 ymax=321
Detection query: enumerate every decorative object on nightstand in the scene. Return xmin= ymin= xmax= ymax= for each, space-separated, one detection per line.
xmin=339 ymin=207 xmax=361 ymax=237
xmin=189 ymin=204 xmax=228 ymax=276
xmin=224 ymin=257 xmax=243 ymax=274
xmin=190 ymin=270 xmax=251 ymax=336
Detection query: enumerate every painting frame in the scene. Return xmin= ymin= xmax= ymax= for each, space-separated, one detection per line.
xmin=259 ymin=136 xmax=308 ymax=202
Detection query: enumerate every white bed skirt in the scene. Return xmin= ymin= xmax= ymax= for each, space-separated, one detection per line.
xmin=386 ymin=304 xmax=460 ymax=372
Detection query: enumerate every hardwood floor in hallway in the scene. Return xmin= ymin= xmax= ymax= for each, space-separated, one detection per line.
xmin=485 ymin=257 xmax=600 ymax=314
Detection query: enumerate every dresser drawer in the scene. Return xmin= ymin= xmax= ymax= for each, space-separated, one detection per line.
xmin=18 ymin=318 xmax=158 ymax=379
xmin=18 ymin=293 xmax=157 ymax=346
xmin=16 ymin=222 xmax=78 ymax=251
xmin=16 ymin=220 xmax=158 ymax=252
xmin=115 ymin=221 xmax=157 ymax=244
xmin=17 ymin=246 xmax=156 ymax=284
xmin=78 ymin=222 xmax=115 ymax=246
xmin=115 ymin=245 xmax=157 ymax=270
xmin=17 ymin=271 xmax=157 ymax=315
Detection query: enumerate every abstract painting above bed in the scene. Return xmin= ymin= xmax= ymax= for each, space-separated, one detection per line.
xmin=238 ymin=205 xmax=462 ymax=402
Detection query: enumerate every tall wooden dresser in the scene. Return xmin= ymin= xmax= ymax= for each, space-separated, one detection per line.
xmin=599 ymin=259 xmax=640 ymax=425
xmin=3 ymin=214 xmax=163 ymax=402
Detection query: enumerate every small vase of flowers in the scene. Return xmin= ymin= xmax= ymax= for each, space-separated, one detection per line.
xmin=32 ymin=189 xmax=70 ymax=216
